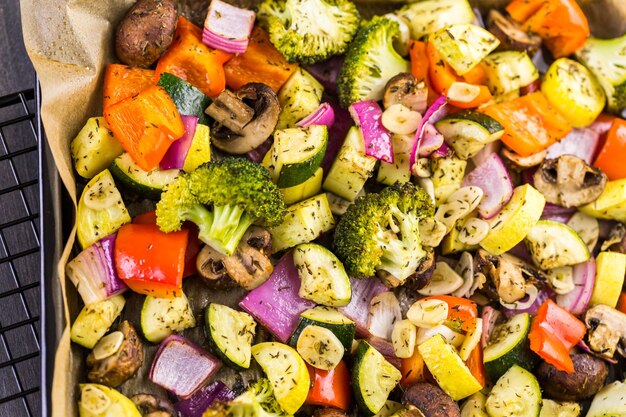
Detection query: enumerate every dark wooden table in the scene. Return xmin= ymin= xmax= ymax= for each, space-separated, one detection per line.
xmin=0 ymin=1 xmax=42 ymax=416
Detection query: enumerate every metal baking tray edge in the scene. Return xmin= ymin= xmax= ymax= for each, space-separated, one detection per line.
xmin=39 ymin=83 xmax=73 ymax=417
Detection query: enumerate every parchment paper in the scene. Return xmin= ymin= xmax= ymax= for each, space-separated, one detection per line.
xmin=19 ymin=1 xmax=626 ymax=416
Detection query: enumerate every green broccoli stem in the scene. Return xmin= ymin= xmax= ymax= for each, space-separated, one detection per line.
xmin=197 ymin=204 xmax=255 ymax=256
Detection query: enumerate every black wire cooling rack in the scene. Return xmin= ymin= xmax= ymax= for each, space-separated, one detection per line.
xmin=0 ymin=89 xmax=42 ymax=417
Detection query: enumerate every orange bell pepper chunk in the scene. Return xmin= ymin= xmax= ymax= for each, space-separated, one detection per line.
xmin=224 ymin=26 xmax=298 ymax=93
xmin=507 ymin=0 xmax=589 ymax=58
xmin=409 ymin=40 xmax=429 ymax=83
xmin=426 ymin=41 xmax=463 ymax=95
xmin=482 ymin=91 xmax=572 ymax=156
xmin=594 ymin=118 xmax=626 ymax=180
xmin=155 ymin=17 xmax=232 ymax=98
xmin=400 ymin=348 xmax=425 ymax=388
xmin=528 ymin=299 xmax=586 ymax=373
xmin=465 ymin=344 xmax=486 ymax=388
xmin=114 ymin=223 xmax=189 ymax=298
xmin=104 ymin=85 xmax=184 ymax=171
xmin=305 ymin=361 xmax=351 ymax=411
xmin=462 ymin=63 xmax=487 ymax=86
xmin=103 ymin=64 xmax=155 ymax=110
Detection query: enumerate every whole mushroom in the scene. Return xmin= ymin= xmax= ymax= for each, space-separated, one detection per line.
xmin=403 ymin=383 xmax=460 ymax=417
xmin=197 ymin=226 xmax=274 ymax=290
xmin=533 ymin=155 xmax=607 ymax=208
xmin=383 ymin=73 xmax=428 ymax=113
xmin=486 ymin=10 xmax=542 ymax=54
xmin=584 ymin=304 xmax=626 ymax=358
xmin=206 ymin=83 xmax=280 ymax=154
xmin=86 ymin=321 xmax=143 ymax=387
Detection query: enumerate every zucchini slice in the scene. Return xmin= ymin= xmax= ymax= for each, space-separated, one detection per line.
xmin=524 ymin=220 xmax=590 ymax=270
xmin=483 ymin=313 xmax=539 ymax=382
xmin=77 ymin=169 xmax=131 ymax=249
xmin=352 ymin=341 xmax=402 ymax=415
xmin=430 ymin=156 xmax=467 ymax=205
xmin=110 ymin=153 xmax=179 ymax=199
xmin=294 ymin=243 xmax=351 ymax=307
xmin=280 ymin=167 xmax=323 ymax=205
xmin=276 ymin=68 xmax=323 ymax=130
xmin=483 ymin=51 xmax=539 ymax=96
xmin=395 ymin=0 xmax=475 ymax=39
xmin=290 ymin=306 xmax=355 ymax=352
xmin=296 ymin=325 xmax=344 ymax=370
xmin=70 ymin=295 xmax=126 ymax=349
xmin=266 ymin=125 xmax=328 ymax=188
xmin=270 ymin=194 xmax=335 ymax=252
xmin=141 ymin=292 xmax=196 ymax=343
xmin=323 ymin=126 xmax=377 ymax=202
xmin=435 ymin=111 xmax=504 ymax=160
xmin=486 ymin=365 xmax=542 ymax=417
xmin=157 ymin=72 xmax=212 ymax=125
xmin=71 ymin=117 xmax=124 ymax=179
xmin=429 ymin=23 xmax=500 ymax=76
xmin=251 ymin=342 xmax=310 ymax=415
xmin=205 ymin=303 xmax=256 ymax=370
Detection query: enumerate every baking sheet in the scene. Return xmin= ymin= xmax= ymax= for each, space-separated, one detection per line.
xmin=20 ymin=0 xmax=626 ymax=416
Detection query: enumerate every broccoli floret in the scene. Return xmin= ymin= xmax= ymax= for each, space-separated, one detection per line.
xmin=576 ymin=34 xmax=626 ymax=114
xmin=156 ymin=158 xmax=285 ymax=256
xmin=334 ymin=182 xmax=434 ymax=282
xmin=257 ymin=0 xmax=360 ymax=64
xmin=337 ymin=16 xmax=410 ymax=108
xmin=202 ymin=379 xmax=291 ymax=417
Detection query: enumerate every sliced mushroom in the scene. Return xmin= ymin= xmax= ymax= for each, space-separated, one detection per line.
xmin=86 ymin=321 xmax=143 ymax=387
xmin=208 ymin=83 xmax=280 ymax=154
xmin=533 ymin=155 xmax=607 ymax=208
xmin=602 ymin=222 xmax=626 ymax=252
xmin=383 ymin=73 xmax=428 ymax=113
xmin=501 ymin=147 xmax=547 ymax=169
xmin=130 ymin=394 xmax=176 ymax=417
xmin=487 ymin=10 xmax=542 ymax=54
xmin=390 ymin=251 xmax=435 ymax=290
xmin=584 ymin=304 xmax=626 ymax=358
xmin=197 ymin=226 xmax=274 ymax=290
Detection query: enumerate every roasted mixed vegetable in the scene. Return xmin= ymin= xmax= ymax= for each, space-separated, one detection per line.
xmin=67 ymin=0 xmax=626 ymax=416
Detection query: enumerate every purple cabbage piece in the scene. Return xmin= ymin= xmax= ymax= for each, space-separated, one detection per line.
xmin=239 ymin=252 xmax=315 ymax=343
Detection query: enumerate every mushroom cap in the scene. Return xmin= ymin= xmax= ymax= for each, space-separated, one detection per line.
xmin=383 ymin=73 xmax=428 ymax=113
xmin=210 ymin=83 xmax=280 ymax=154
xmin=533 ymin=155 xmax=607 ymax=208
xmin=486 ymin=9 xmax=541 ymax=54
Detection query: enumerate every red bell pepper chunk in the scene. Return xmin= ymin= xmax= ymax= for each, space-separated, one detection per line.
xmin=132 ymin=210 xmax=201 ymax=278
xmin=529 ymin=299 xmax=586 ymax=373
xmin=305 ymin=361 xmax=351 ymax=411
xmin=423 ymin=295 xmax=478 ymax=332
xmin=465 ymin=344 xmax=486 ymax=388
xmin=114 ymin=223 xmax=188 ymax=298
xmin=594 ymin=118 xmax=626 ymax=180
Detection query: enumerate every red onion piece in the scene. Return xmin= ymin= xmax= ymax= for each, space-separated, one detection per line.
xmin=410 ymin=96 xmax=449 ymax=167
xmin=339 ymin=277 xmax=388 ymax=337
xmin=462 ymin=152 xmax=513 ymax=219
xmin=65 ymin=233 xmax=127 ymax=305
xmin=545 ymin=128 xmax=602 ymax=164
xmin=418 ymin=123 xmax=444 ymax=156
xmin=349 ymin=100 xmax=394 ymax=162
xmin=160 ymin=115 xmax=199 ymax=170
xmin=202 ymin=0 xmax=255 ymax=54
xmin=541 ymin=203 xmax=576 ymax=223
xmin=149 ymin=335 xmax=222 ymax=399
xmin=366 ymin=336 xmax=402 ymax=369
xmin=556 ymin=258 xmax=595 ymax=315
xmin=432 ymin=142 xmax=451 ymax=158
xmin=246 ymin=137 xmax=274 ymax=163
xmin=305 ymin=56 xmax=344 ymax=92
xmin=367 ymin=292 xmax=402 ymax=341
xmin=472 ymin=141 xmax=501 ymax=167
xmin=175 ymin=380 xmax=236 ymax=417
xmin=508 ymin=242 xmax=533 ymax=263
xmin=239 ymin=252 xmax=315 ymax=343
xmin=481 ymin=306 xmax=501 ymax=348
xmin=297 ymin=103 xmax=335 ymax=128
